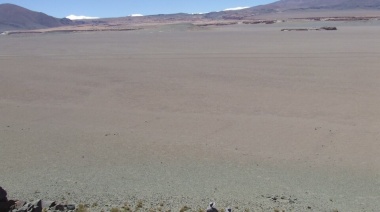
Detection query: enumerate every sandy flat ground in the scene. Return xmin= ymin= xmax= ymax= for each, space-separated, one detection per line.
xmin=1 ymin=22 xmax=380 ymax=211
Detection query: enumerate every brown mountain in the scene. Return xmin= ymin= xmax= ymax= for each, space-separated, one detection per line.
xmin=206 ymin=0 xmax=380 ymax=19
xmin=2 ymin=0 xmax=380 ymax=33
xmin=0 ymin=3 xmax=72 ymax=32
xmin=250 ymin=0 xmax=380 ymax=11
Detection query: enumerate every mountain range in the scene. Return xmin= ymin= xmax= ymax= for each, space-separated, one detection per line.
xmin=252 ymin=0 xmax=380 ymax=10
xmin=1 ymin=0 xmax=380 ymax=32
xmin=0 ymin=3 xmax=72 ymax=32
xmin=208 ymin=0 xmax=380 ymax=19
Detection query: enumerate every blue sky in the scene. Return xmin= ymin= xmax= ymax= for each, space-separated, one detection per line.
xmin=1 ymin=0 xmax=277 ymax=18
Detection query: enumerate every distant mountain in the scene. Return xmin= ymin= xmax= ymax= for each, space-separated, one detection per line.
xmin=1 ymin=0 xmax=380 ymax=33
xmin=207 ymin=0 xmax=380 ymax=19
xmin=0 ymin=3 xmax=72 ymax=32
xmin=250 ymin=0 xmax=380 ymax=11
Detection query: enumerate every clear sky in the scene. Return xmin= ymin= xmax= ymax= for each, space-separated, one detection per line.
xmin=0 ymin=0 xmax=277 ymax=18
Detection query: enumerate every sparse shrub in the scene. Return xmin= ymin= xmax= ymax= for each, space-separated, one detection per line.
xmin=180 ymin=206 xmax=191 ymax=212
xmin=111 ymin=208 xmax=121 ymax=212
xmin=197 ymin=208 xmax=205 ymax=212
xmin=76 ymin=204 xmax=88 ymax=212
xmin=123 ymin=202 xmax=131 ymax=211
xmin=135 ymin=200 xmax=144 ymax=211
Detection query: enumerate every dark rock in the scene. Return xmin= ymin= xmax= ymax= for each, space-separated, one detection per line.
xmin=67 ymin=204 xmax=76 ymax=210
xmin=320 ymin=27 xmax=337 ymax=30
xmin=0 ymin=200 xmax=16 ymax=211
xmin=0 ymin=187 xmax=15 ymax=212
xmin=52 ymin=204 xmax=65 ymax=211
xmin=0 ymin=187 xmax=7 ymax=202
xmin=207 ymin=202 xmax=218 ymax=212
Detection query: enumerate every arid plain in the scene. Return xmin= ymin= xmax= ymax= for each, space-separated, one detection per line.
xmin=1 ymin=22 xmax=380 ymax=211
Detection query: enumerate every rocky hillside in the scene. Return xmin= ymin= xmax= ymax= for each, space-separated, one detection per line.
xmin=207 ymin=0 xmax=380 ymax=19
xmin=0 ymin=3 xmax=72 ymax=32
xmin=251 ymin=0 xmax=380 ymax=11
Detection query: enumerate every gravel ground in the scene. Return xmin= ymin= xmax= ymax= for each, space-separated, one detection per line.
xmin=1 ymin=22 xmax=380 ymax=211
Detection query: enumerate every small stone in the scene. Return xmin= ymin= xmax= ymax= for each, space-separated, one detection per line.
xmin=67 ymin=204 xmax=76 ymax=210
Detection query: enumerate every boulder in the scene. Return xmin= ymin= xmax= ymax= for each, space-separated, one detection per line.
xmin=0 ymin=200 xmax=16 ymax=211
xmin=16 ymin=199 xmax=43 ymax=212
xmin=0 ymin=187 xmax=7 ymax=202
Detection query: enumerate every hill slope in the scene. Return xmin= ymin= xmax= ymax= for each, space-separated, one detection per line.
xmin=207 ymin=0 xmax=380 ymax=19
xmin=0 ymin=3 xmax=72 ymax=32
xmin=252 ymin=0 xmax=380 ymax=10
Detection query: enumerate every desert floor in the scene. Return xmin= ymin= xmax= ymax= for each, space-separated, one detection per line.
xmin=1 ymin=21 xmax=380 ymax=211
